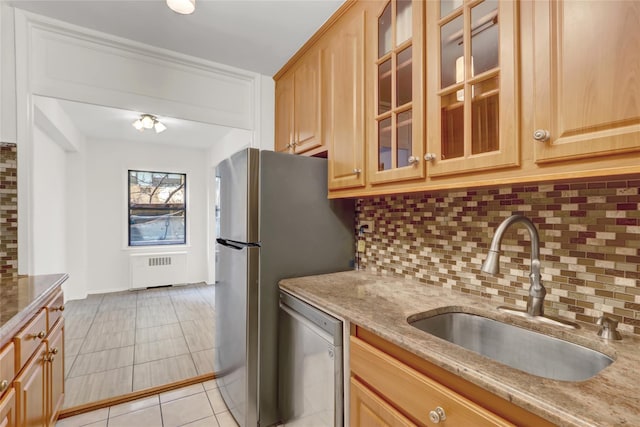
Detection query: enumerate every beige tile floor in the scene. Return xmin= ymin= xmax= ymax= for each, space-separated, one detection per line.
xmin=55 ymin=379 xmax=239 ymax=427
xmin=63 ymin=283 xmax=216 ymax=408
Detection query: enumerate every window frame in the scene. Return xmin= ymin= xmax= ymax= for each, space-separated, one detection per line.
xmin=127 ymin=169 xmax=187 ymax=247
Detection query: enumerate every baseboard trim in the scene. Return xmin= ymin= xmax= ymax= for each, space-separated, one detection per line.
xmin=57 ymin=372 xmax=216 ymax=419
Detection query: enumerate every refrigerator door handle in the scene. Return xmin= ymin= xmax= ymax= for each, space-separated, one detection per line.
xmin=216 ymin=238 xmax=261 ymax=250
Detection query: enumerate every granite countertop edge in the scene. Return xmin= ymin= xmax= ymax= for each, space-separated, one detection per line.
xmin=279 ymin=270 xmax=639 ymax=427
xmin=0 ymin=273 xmax=69 ymax=348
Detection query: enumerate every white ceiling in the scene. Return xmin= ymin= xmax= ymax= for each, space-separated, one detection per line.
xmin=13 ymin=1 xmax=343 ymax=148
xmin=8 ymin=0 xmax=344 ymax=76
xmin=50 ymin=97 xmax=240 ymax=148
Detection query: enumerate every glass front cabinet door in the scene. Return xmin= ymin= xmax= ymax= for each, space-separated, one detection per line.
xmin=368 ymin=0 xmax=425 ymax=185
xmin=425 ymin=0 xmax=519 ymax=177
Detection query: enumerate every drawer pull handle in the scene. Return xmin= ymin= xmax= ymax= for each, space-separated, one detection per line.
xmin=44 ymin=354 xmax=55 ymax=363
xmin=50 ymin=347 xmax=59 ymax=355
xmin=428 ymin=406 xmax=446 ymax=424
xmin=33 ymin=331 xmax=46 ymax=340
xmin=52 ymin=305 xmax=65 ymax=312
xmin=0 ymin=379 xmax=8 ymax=392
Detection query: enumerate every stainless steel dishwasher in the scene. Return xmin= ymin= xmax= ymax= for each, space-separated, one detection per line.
xmin=278 ymin=290 xmax=343 ymax=427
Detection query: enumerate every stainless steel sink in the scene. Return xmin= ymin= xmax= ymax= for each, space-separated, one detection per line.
xmin=408 ymin=312 xmax=613 ymax=381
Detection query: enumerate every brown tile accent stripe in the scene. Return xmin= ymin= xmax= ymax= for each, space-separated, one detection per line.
xmin=356 ymin=177 xmax=640 ymax=336
xmin=0 ymin=143 xmax=18 ymax=278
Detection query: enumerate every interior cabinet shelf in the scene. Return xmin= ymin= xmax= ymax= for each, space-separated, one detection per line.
xmin=438 ymin=67 xmax=500 ymax=97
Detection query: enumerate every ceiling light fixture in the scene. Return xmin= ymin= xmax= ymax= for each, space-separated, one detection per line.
xmin=166 ymin=0 xmax=195 ymax=15
xmin=132 ymin=114 xmax=167 ymax=134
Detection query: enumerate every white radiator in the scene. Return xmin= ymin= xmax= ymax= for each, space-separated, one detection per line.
xmin=129 ymin=252 xmax=188 ymax=289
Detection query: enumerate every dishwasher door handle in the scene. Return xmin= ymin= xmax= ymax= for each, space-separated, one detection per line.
xmin=279 ymin=302 xmax=335 ymax=344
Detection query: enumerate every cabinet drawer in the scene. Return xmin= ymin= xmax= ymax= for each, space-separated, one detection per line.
xmin=350 ymin=337 xmax=514 ymax=427
xmin=13 ymin=310 xmax=47 ymax=372
xmin=1 ymin=343 xmax=14 ymax=397
xmin=45 ymin=289 xmax=65 ymax=332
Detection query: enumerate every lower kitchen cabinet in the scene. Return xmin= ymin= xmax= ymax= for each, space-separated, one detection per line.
xmin=13 ymin=320 xmax=64 ymax=427
xmin=350 ymin=326 xmax=553 ymax=427
xmin=14 ymin=343 xmax=46 ymax=427
xmin=4 ymin=284 xmax=66 ymax=427
xmin=351 ymin=377 xmax=416 ymax=427
xmin=0 ymin=387 xmax=16 ymax=427
xmin=46 ymin=321 xmax=64 ymax=427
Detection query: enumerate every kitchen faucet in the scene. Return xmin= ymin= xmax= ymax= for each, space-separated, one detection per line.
xmin=481 ymin=214 xmax=547 ymax=317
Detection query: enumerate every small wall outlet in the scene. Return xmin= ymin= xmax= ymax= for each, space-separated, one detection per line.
xmin=359 ymin=220 xmax=374 ymax=233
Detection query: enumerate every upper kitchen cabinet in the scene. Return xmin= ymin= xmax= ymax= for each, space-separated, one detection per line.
xmin=367 ymin=0 xmax=425 ymax=185
xmin=530 ymin=0 xmax=640 ymax=163
xmin=324 ymin=3 xmax=366 ymax=191
xmin=274 ymin=48 xmax=324 ymax=156
xmin=425 ymin=0 xmax=519 ymax=177
xmin=274 ymin=74 xmax=294 ymax=153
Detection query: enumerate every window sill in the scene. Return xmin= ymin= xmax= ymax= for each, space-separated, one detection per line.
xmin=122 ymin=244 xmax=191 ymax=252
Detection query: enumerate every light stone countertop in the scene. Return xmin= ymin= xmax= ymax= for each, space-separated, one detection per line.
xmin=279 ymin=270 xmax=640 ymax=427
xmin=0 ymin=273 xmax=69 ymax=348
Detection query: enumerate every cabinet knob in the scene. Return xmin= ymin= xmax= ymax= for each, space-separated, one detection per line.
xmin=407 ymin=156 xmax=420 ymax=165
xmin=424 ymin=153 xmax=437 ymax=162
xmin=44 ymin=354 xmax=55 ymax=363
xmin=50 ymin=347 xmax=59 ymax=355
xmin=533 ymin=129 xmax=551 ymax=142
xmin=428 ymin=406 xmax=446 ymax=424
xmin=53 ymin=305 xmax=65 ymax=312
xmin=0 ymin=379 xmax=8 ymax=392
xmin=33 ymin=330 xmax=46 ymax=340
xmin=353 ymin=168 xmax=362 ymax=175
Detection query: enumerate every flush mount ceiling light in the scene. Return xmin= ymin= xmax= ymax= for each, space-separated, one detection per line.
xmin=166 ymin=0 xmax=195 ymax=15
xmin=132 ymin=114 xmax=167 ymax=134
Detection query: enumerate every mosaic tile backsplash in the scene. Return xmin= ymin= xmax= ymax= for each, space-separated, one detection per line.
xmin=0 ymin=143 xmax=18 ymax=279
xmin=356 ymin=177 xmax=640 ymax=335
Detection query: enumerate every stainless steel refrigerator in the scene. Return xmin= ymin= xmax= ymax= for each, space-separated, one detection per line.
xmin=214 ymin=148 xmax=354 ymax=427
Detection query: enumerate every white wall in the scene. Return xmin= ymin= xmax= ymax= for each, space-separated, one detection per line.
xmin=83 ymin=139 xmax=209 ymax=295
xmin=258 ymin=75 xmax=275 ymax=152
xmin=32 ymin=96 xmax=87 ymax=300
xmin=65 ymin=139 xmax=88 ymax=301
xmin=12 ymin=9 xmax=272 ymax=277
xmin=0 ymin=3 xmax=17 ymax=143
xmin=31 ymin=126 xmax=66 ymax=274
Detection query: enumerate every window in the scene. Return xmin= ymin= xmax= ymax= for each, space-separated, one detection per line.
xmin=128 ymin=170 xmax=186 ymax=246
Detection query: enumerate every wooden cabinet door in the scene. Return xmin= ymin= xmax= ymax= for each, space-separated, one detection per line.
xmin=45 ymin=322 xmax=64 ymax=426
xmin=0 ymin=388 xmax=16 ymax=427
xmin=293 ymin=49 xmax=323 ymax=154
xmin=531 ymin=0 xmax=640 ymax=163
xmin=367 ymin=0 xmax=425 ymax=185
xmin=325 ymin=5 xmax=366 ymax=191
xmin=275 ymin=73 xmax=294 ymax=153
xmin=14 ymin=344 xmax=46 ymax=427
xmin=351 ymin=377 xmax=416 ymax=427
xmin=425 ymin=0 xmax=520 ymax=177
xmin=1 ymin=344 xmax=15 ymax=396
